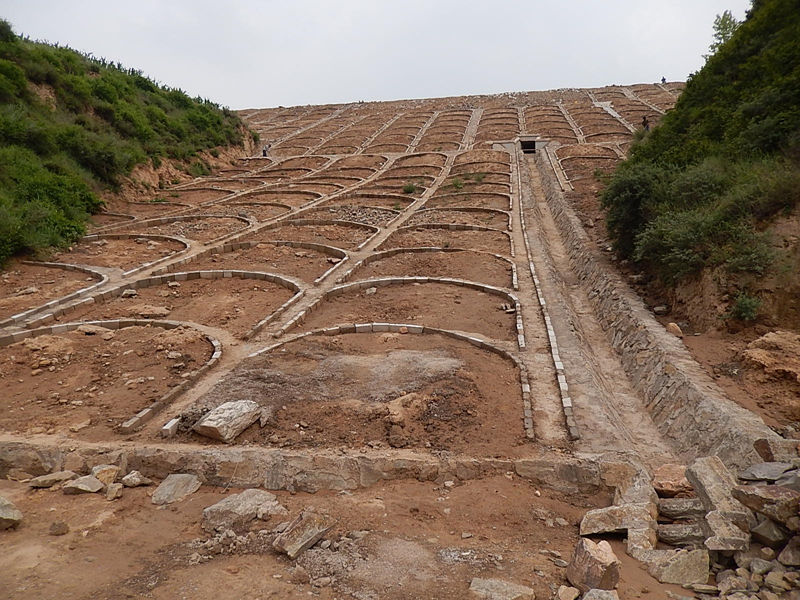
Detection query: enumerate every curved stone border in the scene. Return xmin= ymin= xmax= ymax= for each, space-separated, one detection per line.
xmin=389 ymin=223 xmax=514 ymax=258
xmin=410 ymin=207 xmax=512 ymax=231
xmin=260 ymin=218 xmax=380 ymax=251
xmin=80 ymin=233 xmax=190 ymax=277
xmin=514 ymin=147 xmax=578 ymax=441
xmin=104 ymin=214 xmax=254 ymax=247
xmin=531 ymin=146 xmax=782 ymax=469
xmin=337 ymin=247 xmax=518 ymax=290
xmin=235 ymin=188 xmax=322 ymax=205
xmin=153 ymin=240 xmax=347 ymax=285
xmin=26 ymin=270 xmax=304 ymax=338
xmin=0 ymin=262 xmax=109 ymax=328
xmin=0 ymin=318 xmax=221 ymax=434
xmin=250 ymin=322 xmax=532 ymax=440
xmin=279 ymin=277 xmax=524 ymax=349
xmin=428 ymin=191 xmax=512 ymax=211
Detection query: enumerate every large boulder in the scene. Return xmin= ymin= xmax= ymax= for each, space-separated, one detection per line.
xmin=202 ymin=489 xmax=286 ymax=533
xmin=566 ymin=539 xmax=620 ymax=593
xmin=193 ymin=400 xmax=262 ymax=443
xmin=151 ymin=474 xmax=201 ymax=505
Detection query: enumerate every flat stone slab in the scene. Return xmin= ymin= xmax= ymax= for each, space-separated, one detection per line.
xmin=732 ymin=485 xmax=800 ymax=525
xmin=28 ymin=470 xmax=78 ymax=488
xmin=648 ymin=548 xmax=709 ymax=585
xmin=193 ymin=400 xmax=262 ymax=443
xmin=0 ymin=495 xmax=22 ymax=530
xmin=272 ymin=509 xmax=335 ymax=559
xmin=202 ymin=488 xmax=286 ymax=532
xmin=657 ymin=497 xmax=706 ymax=521
xmin=468 ymin=578 xmax=535 ymax=599
xmin=657 ymin=522 xmax=707 ymax=547
xmin=580 ymin=503 xmax=656 ymax=536
xmin=63 ymin=475 xmax=104 ymax=494
xmin=151 ymin=474 xmax=201 ymax=505
xmin=739 ymin=462 xmax=794 ymax=482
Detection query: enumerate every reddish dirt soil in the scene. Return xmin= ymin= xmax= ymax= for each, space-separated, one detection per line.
xmin=354 ymin=250 xmax=514 ymax=288
xmin=426 ymin=193 xmax=511 ymax=211
xmin=183 ymin=243 xmax=336 ymax=282
xmin=247 ymin=223 xmax=374 ymax=250
xmin=407 ymin=208 xmax=509 ymax=229
xmin=0 ymin=325 xmax=212 ymax=440
xmin=0 ymin=474 xmax=640 ymax=600
xmin=332 ymin=194 xmax=414 ymax=209
xmin=302 ymin=205 xmax=398 ymax=226
xmin=299 ymin=282 xmax=516 ymax=341
xmin=379 ymin=227 xmax=511 ymax=256
xmin=112 ymin=201 xmax=189 ymax=218
xmin=51 ymin=237 xmax=186 ymax=271
xmin=87 ymin=213 xmax=135 ymax=230
xmin=0 ymin=262 xmax=98 ymax=321
xmin=62 ymin=278 xmax=295 ymax=339
xmin=198 ymin=202 xmax=291 ymax=222
xmin=238 ymin=190 xmax=320 ymax=207
xmin=121 ymin=217 xmax=249 ymax=242
xmin=153 ymin=188 xmax=232 ymax=205
xmin=187 ymin=333 xmax=525 ymax=454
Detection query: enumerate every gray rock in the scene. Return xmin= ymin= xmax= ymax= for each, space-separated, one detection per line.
xmin=704 ymin=510 xmax=751 ymax=551
xmin=566 ymin=539 xmax=620 ymax=593
xmin=739 ymin=463 xmax=794 ymax=482
xmin=749 ymin=557 xmax=776 ymax=575
xmin=272 ymin=509 xmax=336 ymax=559
xmin=657 ymin=522 xmax=707 ymax=547
xmin=556 ymin=585 xmax=580 ymax=600
xmin=658 ymin=497 xmax=707 ymax=520
xmin=0 ymin=496 xmax=22 ymax=529
xmin=732 ymin=485 xmax=800 ymax=525
xmin=580 ymin=503 xmax=656 ymax=536
xmin=48 ymin=521 xmax=69 ymax=536
xmin=775 ymin=470 xmax=800 ymax=492
xmin=28 ymin=470 xmax=78 ymax=488
xmin=778 ymin=536 xmax=800 ymax=566
xmin=91 ymin=464 xmax=120 ymax=486
xmin=193 ymin=400 xmax=262 ymax=443
xmin=151 ymin=474 xmax=201 ymax=505
xmin=764 ymin=570 xmax=791 ymax=592
xmin=202 ymin=489 xmax=286 ymax=533
xmin=751 ymin=517 xmax=790 ymax=548
xmin=582 ymin=591 xmax=619 ymax=600
xmin=648 ymin=548 xmax=709 ymax=585
xmin=105 ymin=483 xmax=123 ymax=501
xmin=63 ymin=475 xmax=104 ymax=494
xmin=468 ymin=578 xmax=535 ymax=599
xmin=121 ymin=470 xmax=153 ymax=487
xmin=686 ymin=456 xmax=751 ymax=527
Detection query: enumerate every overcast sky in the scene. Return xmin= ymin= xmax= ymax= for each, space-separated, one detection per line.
xmin=3 ymin=1 xmax=751 ymax=110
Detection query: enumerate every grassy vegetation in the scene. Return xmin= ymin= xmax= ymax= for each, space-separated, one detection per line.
xmin=601 ymin=0 xmax=800 ymax=289
xmin=0 ymin=19 xmax=249 ymax=264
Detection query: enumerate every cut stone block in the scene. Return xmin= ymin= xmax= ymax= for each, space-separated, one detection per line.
xmin=732 ymin=484 xmax=800 ymax=525
xmin=566 ymin=539 xmax=620 ymax=593
xmin=151 ymin=474 xmax=201 ymax=505
xmin=703 ymin=510 xmax=750 ymax=551
xmin=657 ymin=522 xmax=707 ymax=547
xmin=686 ymin=456 xmax=751 ymax=528
xmin=272 ymin=509 xmax=335 ymax=559
xmin=657 ymin=497 xmax=707 ymax=521
xmin=202 ymin=489 xmax=286 ymax=533
xmin=580 ymin=503 xmax=656 ymax=536
xmin=193 ymin=400 xmax=262 ymax=443
xmin=468 ymin=578 xmax=535 ymax=599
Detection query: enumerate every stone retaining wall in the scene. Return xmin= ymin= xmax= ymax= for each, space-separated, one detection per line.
xmin=532 ymin=149 xmax=783 ymax=470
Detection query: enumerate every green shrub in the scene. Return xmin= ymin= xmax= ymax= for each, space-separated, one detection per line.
xmin=402 ymin=183 xmax=418 ymax=194
xmin=728 ymin=292 xmax=761 ymax=321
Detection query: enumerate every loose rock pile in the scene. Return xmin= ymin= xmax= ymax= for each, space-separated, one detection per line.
xmin=571 ymin=455 xmax=800 ymax=600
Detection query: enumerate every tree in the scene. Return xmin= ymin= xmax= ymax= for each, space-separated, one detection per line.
xmin=704 ymin=10 xmax=741 ymax=59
